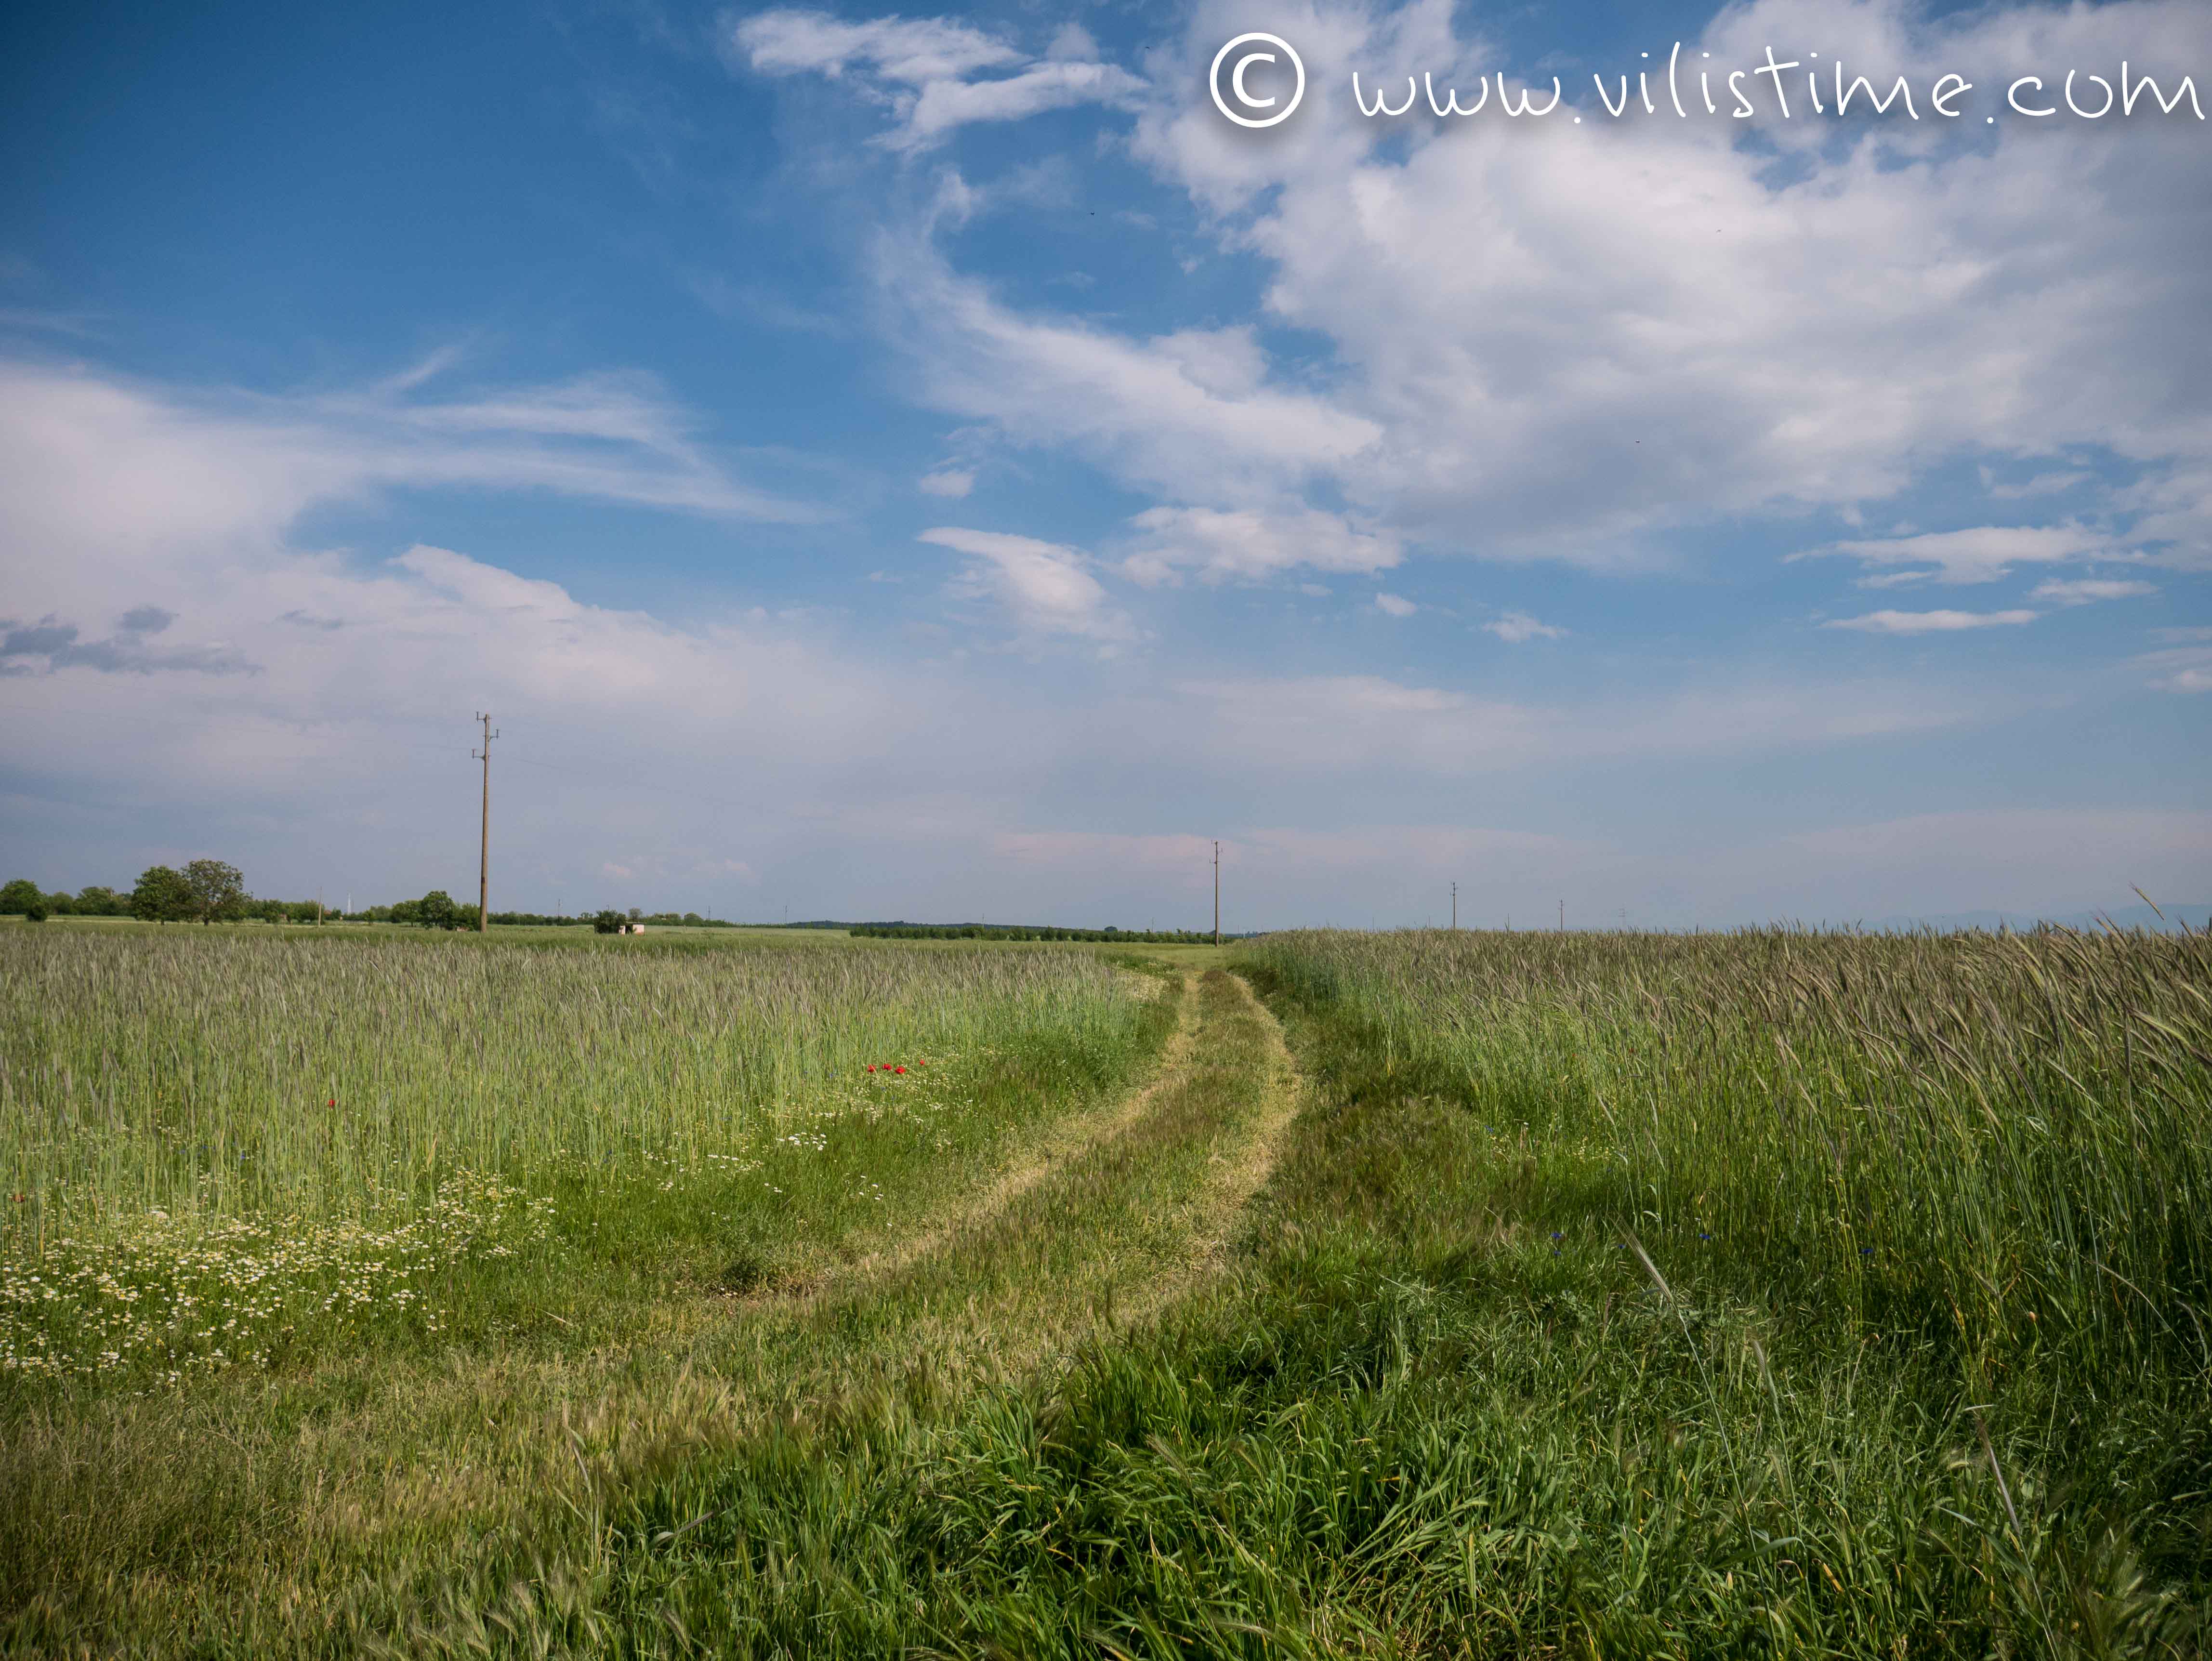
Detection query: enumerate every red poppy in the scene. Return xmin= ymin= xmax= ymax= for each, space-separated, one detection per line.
xmin=864 ymin=1065 xmax=876 ymax=1073
xmin=894 ymin=1065 xmax=906 ymax=1074
xmin=327 ymin=1098 xmax=336 ymax=1107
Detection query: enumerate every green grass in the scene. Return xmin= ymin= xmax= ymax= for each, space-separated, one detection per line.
xmin=5 ymin=923 xmax=2208 ymax=1656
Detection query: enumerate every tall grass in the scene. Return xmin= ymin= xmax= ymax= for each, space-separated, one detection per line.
xmin=344 ymin=926 xmax=2210 ymax=1657
xmin=0 ymin=929 xmax=1140 ymax=1226
xmin=1239 ymin=926 xmax=2212 ymax=1387
xmin=0 ymin=928 xmax=1154 ymax=1387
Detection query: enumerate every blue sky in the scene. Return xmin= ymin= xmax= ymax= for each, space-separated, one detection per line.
xmin=1 ymin=0 xmax=2207 ymax=927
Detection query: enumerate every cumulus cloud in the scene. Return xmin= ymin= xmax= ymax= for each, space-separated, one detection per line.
xmin=918 ymin=525 xmax=1133 ymax=642
xmin=1374 ymin=593 xmax=1416 ymax=617
xmin=764 ymin=0 xmax=2212 ymax=577
xmin=1825 ymin=608 xmax=2040 ymax=633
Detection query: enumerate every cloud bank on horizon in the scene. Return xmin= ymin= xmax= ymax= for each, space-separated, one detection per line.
xmin=0 ymin=0 xmax=2206 ymax=927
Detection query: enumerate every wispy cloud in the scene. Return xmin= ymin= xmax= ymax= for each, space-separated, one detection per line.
xmin=919 ymin=526 xmax=1132 ymax=642
xmin=1374 ymin=593 xmax=1416 ymax=618
xmin=734 ymin=9 xmax=1142 ymax=152
xmin=1825 ymin=609 xmax=2040 ymax=634
xmin=2028 ymin=578 xmax=2159 ymax=606
xmin=1484 ymin=611 xmax=1566 ymax=643
xmin=1808 ymin=526 xmax=2113 ymax=586
xmin=1119 ymin=506 xmax=1399 ymax=586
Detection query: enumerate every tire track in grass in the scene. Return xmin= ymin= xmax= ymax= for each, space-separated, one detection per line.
xmin=167 ymin=971 xmax=1302 ymax=1653
xmin=810 ymin=968 xmax=1306 ymax=1372
xmin=835 ymin=969 xmax=1205 ymax=1287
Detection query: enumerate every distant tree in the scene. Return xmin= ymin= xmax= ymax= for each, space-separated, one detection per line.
xmin=181 ymin=858 xmax=247 ymax=925
xmin=416 ymin=890 xmax=459 ymax=930
xmin=130 ymin=866 xmax=195 ymax=923
xmin=0 ymin=879 xmax=42 ymax=917
xmin=592 ymin=910 xmax=624 ymax=935
xmin=73 ymin=885 xmax=124 ymax=917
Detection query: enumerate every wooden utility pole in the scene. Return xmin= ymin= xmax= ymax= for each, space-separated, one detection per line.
xmin=1451 ymin=882 xmax=1457 ymax=930
xmin=1558 ymin=898 xmax=1564 ymax=932
xmin=473 ymin=712 xmax=499 ymax=932
xmin=1212 ymin=840 xmax=1220 ymax=946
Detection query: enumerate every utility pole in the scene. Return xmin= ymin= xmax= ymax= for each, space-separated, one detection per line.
xmin=1451 ymin=882 xmax=1457 ymax=930
xmin=1212 ymin=840 xmax=1220 ymax=947
xmin=473 ymin=712 xmax=498 ymax=933
xmin=1559 ymin=899 xmax=1565 ymax=932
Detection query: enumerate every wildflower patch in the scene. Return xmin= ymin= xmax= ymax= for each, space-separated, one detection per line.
xmin=0 ymin=1171 xmax=553 ymax=1387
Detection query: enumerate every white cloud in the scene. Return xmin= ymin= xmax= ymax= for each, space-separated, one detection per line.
xmin=1809 ymin=525 xmax=2114 ymax=586
xmin=918 ymin=525 xmax=1132 ymax=641
xmin=735 ymin=11 xmax=1018 ymax=86
xmin=1119 ymin=505 xmax=1400 ymax=585
xmin=2028 ymin=578 xmax=2159 ymax=606
xmin=879 ymin=241 xmax=1382 ymax=507
xmin=1374 ymin=593 xmax=1416 ymax=617
xmin=899 ymin=60 xmax=1144 ymax=150
xmin=736 ymin=9 xmax=1143 ymax=152
xmin=918 ymin=466 xmax=974 ymax=498
xmin=1824 ymin=609 xmax=2040 ymax=634
xmin=1986 ymin=469 xmax=2090 ymax=501
xmin=770 ymin=0 xmax=2212 ymax=572
xmin=2132 ymin=641 xmax=2212 ymax=694
xmin=1483 ymin=611 xmax=1566 ymax=643
xmin=0 ymin=359 xmax=809 ymax=597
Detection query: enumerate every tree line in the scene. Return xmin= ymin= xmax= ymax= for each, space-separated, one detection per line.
xmin=0 ymin=871 xmax=748 ymax=932
xmin=4 ymin=878 xmax=1231 ymax=941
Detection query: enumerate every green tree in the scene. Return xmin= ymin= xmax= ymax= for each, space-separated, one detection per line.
xmin=72 ymin=885 xmax=124 ymax=916
xmin=592 ymin=910 xmax=624 ymax=935
xmin=0 ymin=879 xmax=41 ymax=917
xmin=130 ymin=866 xmax=194 ymax=923
xmin=416 ymin=890 xmax=459 ymax=930
xmin=181 ymin=858 xmax=247 ymax=925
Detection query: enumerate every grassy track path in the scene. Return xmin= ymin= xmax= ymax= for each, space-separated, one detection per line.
xmin=731 ymin=966 xmax=1303 ymax=1385
xmin=358 ymin=967 xmax=1308 ymax=1653
xmin=0 ymin=967 xmax=1309 ymax=1655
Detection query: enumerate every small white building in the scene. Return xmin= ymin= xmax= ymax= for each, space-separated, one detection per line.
xmin=620 ymin=922 xmax=647 ymax=935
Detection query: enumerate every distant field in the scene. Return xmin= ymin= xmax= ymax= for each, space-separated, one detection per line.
xmin=4 ymin=921 xmax=2207 ymax=1656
